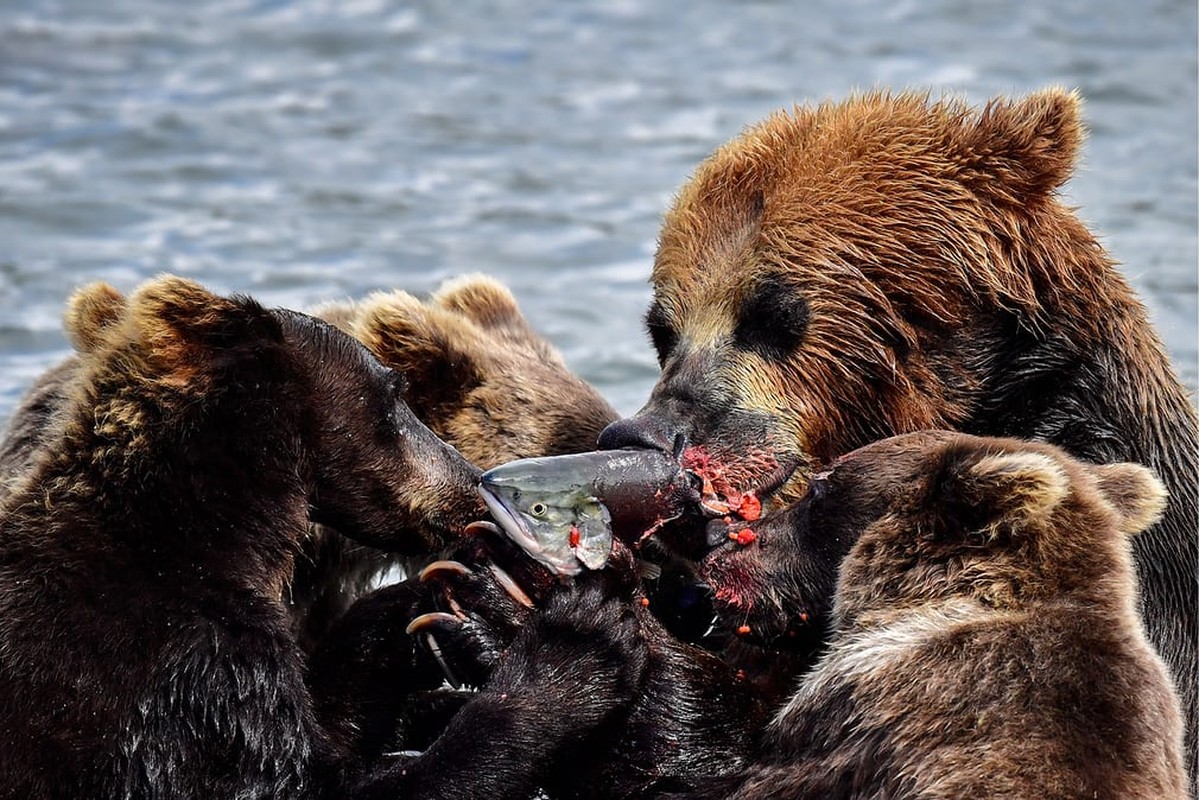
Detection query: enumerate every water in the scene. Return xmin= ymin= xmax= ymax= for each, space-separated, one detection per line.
xmin=1 ymin=0 xmax=1195 ymax=424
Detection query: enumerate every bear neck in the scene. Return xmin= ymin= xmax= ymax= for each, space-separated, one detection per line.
xmin=966 ymin=299 xmax=1197 ymax=531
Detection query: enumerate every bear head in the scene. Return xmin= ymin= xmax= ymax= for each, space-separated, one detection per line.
xmin=63 ymin=275 xmax=483 ymax=555
xmin=703 ymin=430 xmax=1166 ymax=647
xmin=599 ymin=89 xmax=1102 ymax=558
xmin=339 ymin=273 xmax=618 ymax=469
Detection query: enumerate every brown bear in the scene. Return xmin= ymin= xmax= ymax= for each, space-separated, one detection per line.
xmin=0 ymin=275 xmax=620 ymax=657
xmin=596 ymin=88 xmax=1199 ymax=772
xmin=703 ymin=431 xmax=1187 ymax=799
xmin=289 ymin=274 xmax=620 ymax=651
xmin=0 ymin=276 xmax=485 ymax=798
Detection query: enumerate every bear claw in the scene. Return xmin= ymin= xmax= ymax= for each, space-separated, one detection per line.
xmin=463 ymin=520 xmax=501 ymax=537
xmin=486 ymin=563 xmax=534 ymax=609
xmin=418 ymin=560 xmax=474 ymax=582
xmin=405 ymin=611 xmax=463 ymax=636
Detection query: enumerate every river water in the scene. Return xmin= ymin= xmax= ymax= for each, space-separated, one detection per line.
xmin=1 ymin=0 xmax=1194 ymax=425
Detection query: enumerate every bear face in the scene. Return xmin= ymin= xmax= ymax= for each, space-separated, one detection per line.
xmin=346 ymin=273 xmax=619 ymax=466
xmin=275 ymin=307 xmax=485 ymax=553
xmin=602 ymin=88 xmax=1107 ymax=525
xmin=700 ymin=430 xmax=950 ymax=649
xmin=0 ymin=276 xmax=484 ymax=797
xmin=598 ymin=89 xmax=1197 ymax=772
xmin=599 ymin=87 xmax=1189 ymax=536
xmin=705 ymin=430 xmax=1174 ymax=646
xmin=715 ymin=432 xmax=1185 ymax=799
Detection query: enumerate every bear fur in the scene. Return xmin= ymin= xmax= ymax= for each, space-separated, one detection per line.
xmin=597 ymin=89 xmax=1199 ymax=771
xmin=0 ymin=276 xmax=484 ymax=798
xmin=0 ymin=283 xmax=125 ymax=504
xmin=290 ymin=274 xmax=619 ymax=651
xmin=704 ymin=431 xmax=1186 ymax=799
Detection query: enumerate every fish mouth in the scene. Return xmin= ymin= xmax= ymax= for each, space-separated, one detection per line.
xmin=478 ymin=483 xmax=584 ymax=576
xmin=478 ymin=485 xmax=538 ymax=556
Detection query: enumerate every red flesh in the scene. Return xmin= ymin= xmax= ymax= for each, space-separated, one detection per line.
xmin=681 ymin=445 xmax=776 ymax=522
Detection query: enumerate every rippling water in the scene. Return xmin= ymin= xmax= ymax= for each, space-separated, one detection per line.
xmin=1 ymin=0 xmax=1194 ymax=424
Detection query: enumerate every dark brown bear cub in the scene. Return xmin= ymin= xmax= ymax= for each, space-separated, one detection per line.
xmin=0 ymin=276 xmax=482 ymax=798
xmin=708 ymin=431 xmax=1186 ymax=800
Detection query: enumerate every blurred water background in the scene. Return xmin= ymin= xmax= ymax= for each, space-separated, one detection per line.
xmin=0 ymin=0 xmax=1195 ymax=426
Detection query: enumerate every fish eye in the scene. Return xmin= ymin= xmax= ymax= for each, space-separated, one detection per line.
xmin=529 ymin=502 xmax=548 ymax=517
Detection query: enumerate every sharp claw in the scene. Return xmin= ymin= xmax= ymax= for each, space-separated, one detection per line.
xmin=445 ymin=594 xmax=467 ymax=619
xmin=487 ymin=563 xmax=534 ymax=609
xmin=464 ymin=520 xmax=501 ymax=537
xmin=418 ymin=560 xmax=474 ymax=582
xmin=422 ymin=633 xmax=462 ymax=689
xmin=405 ymin=611 xmax=462 ymax=636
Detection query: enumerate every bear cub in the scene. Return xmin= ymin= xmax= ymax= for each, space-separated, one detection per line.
xmin=710 ymin=431 xmax=1187 ymax=800
xmin=0 ymin=276 xmax=483 ymax=798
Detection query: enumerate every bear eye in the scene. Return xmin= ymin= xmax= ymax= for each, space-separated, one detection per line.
xmin=529 ymin=502 xmax=548 ymax=517
xmin=644 ymin=303 xmax=679 ymax=365
xmin=733 ymin=276 xmax=809 ymax=361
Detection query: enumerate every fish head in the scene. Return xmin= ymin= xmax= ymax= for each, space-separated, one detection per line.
xmin=479 ymin=456 xmax=614 ymax=576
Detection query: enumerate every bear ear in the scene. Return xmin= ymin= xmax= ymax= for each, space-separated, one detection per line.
xmin=349 ymin=290 xmax=481 ymax=415
xmin=431 ymin=273 xmax=529 ymax=331
xmin=940 ymin=446 xmax=1070 ymax=535
xmin=129 ymin=275 xmax=240 ymax=340
xmin=126 ymin=275 xmax=256 ymax=387
xmin=64 ymin=282 xmax=127 ymax=353
xmin=950 ymin=87 xmax=1083 ymax=204
xmin=1088 ymin=462 xmax=1168 ymax=535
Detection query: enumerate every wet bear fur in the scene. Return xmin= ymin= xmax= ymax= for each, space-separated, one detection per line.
xmin=0 ymin=276 xmax=484 ymax=798
xmin=598 ymin=89 xmax=1199 ymax=768
xmin=701 ymin=431 xmax=1186 ymax=799
xmin=0 ymin=276 xmax=617 ymax=655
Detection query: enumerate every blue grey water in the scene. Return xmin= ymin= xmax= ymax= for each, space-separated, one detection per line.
xmin=0 ymin=0 xmax=1195 ymax=426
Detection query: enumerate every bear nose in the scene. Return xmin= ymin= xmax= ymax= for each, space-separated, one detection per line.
xmin=597 ymin=413 xmax=683 ymax=455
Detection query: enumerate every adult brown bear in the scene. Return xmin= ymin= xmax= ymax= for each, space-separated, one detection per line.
xmin=597 ymin=88 xmax=1198 ymax=777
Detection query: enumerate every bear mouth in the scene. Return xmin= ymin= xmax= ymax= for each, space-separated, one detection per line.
xmin=680 ymin=444 xmax=800 ymax=522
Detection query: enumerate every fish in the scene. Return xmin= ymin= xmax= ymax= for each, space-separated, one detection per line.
xmin=478 ymin=448 xmax=700 ymax=576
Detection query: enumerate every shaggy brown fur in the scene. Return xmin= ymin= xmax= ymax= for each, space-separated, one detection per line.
xmin=0 ymin=275 xmax=619 ymax=656
xmin=349 ymin=273 xmax=618 ymax=463
xmin=0 ymin=285 xmax=127 ymax=505
xmin=716 ymin=431 xmax=1186 ymax=799
xmin=598 ymin=89 xmax=1198 ymax=771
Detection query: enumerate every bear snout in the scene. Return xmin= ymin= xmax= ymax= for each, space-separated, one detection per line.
xmin=597 ymin=411 xmax=685 ymax=456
